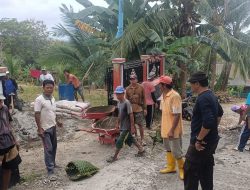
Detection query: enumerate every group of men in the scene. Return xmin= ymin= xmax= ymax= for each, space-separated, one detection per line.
xmin=39 ymin=68 xmax=84 ymax=102
xmin=0 ymin=69 xmax=224 ymax=190
xmin=109 ymin=71 xmax=223 ymax=190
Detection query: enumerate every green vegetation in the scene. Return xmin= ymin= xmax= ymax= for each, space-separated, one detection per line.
xmin=1 ymin=0 xmax=250 ymax=96
xmin=20 ymin=172 xmax=42 ymax=183
xmin=19 ymin=84 xmax=107 ymax=106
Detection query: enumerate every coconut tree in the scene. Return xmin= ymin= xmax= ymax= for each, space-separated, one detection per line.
xmin=196 ymin=0 xmax=250 ymax=90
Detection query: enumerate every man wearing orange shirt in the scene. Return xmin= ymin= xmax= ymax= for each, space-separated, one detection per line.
xmin=155 ymin=75 xmax=184 ymax=180
xmin=63 ymin=70 xmax=84 ymax=102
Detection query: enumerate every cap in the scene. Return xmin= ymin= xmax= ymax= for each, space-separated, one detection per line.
xmin=0 ymin=95 xmax=6 ymax=100
xmin=6 ymin=71 xmax=9 ymax=74
xmin=188 ymin=71 xmax=208 ymax=83
xmin=231 ymin=105 xmax=240 ymax=112
xmin=114 ymin=86 xmax=125 ymax=94
xmin=41 ymin=68 xmax=46 ymax=71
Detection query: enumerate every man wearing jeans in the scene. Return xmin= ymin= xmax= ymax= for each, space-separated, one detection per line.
xmin=34 ymin=80 xmax=62 ymax=180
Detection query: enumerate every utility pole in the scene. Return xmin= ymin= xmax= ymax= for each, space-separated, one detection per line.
xmin=115 ymin=0 xmax=123 ymax=38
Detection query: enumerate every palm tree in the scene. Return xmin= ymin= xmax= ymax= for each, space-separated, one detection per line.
xmin=197 ymin=0 xmax=250 ymax=90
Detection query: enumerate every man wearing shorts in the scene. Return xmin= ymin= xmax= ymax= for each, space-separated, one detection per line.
xmin=107 ymin=86 xmax=144 ymax=163
xmin=126 ymin=72 xmax=147 ymax=145
xmin=0 ymin=94 xmax=21 ymax=190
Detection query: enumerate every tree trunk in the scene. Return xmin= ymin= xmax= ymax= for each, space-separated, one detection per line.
xmin=180 ymin=63 xmax=187 ymax=98
xmin=220 ymin=63 xmax=232 ymax=91
xmin=210 ymin=49 xmax=217 ymax=90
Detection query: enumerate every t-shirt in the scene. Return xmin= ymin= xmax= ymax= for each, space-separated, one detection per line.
xmin=39 ymin=73 xmax=54 ymax=82
xmin=142 ymin=81 xmax=155 ymax=105
xmin=0 ymin=105 xmax=15 ymax=149
xmin=118 ymin=99 xmax=133 ymax=131
xmin=160 ymin=89 xmax=183 ymax=138
xmin=34 ymin=94 xmax=56 ymax=130
xmin=67 ymin=74 xmax=80 ymax=89
xmin=190 ymin=90 xmax=223 ymax=144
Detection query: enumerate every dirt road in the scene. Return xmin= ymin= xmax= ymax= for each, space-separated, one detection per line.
xmin=11 ymin=102 xmax=250 ymax=190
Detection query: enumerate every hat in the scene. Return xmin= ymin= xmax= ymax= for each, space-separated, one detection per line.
xmin=6 ymin=71 xmax=9 ymax=74
xmin=130 ymin=69 xmax=137 ymax=79
xmin=0 ymin=95 xmax=6 ymax=100
xmin=188 ymin=71 xmax=208 ymax=83
xmin=41 ymin=68 xmax=46 ymax=71
xmin=114 ymin=86 xmax=125 ymax=94
xmin=152 ymin=75 xmax=172 ymax=86
xmin=231 ymin=105 xmax=240 ymax=112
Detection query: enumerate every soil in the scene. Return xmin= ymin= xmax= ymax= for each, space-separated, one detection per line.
xmin=10 ymin=100 xmax=250 ymax=190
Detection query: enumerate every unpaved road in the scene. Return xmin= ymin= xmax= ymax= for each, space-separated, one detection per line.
xmin=11 ymin=102 xmax=250 ymax=190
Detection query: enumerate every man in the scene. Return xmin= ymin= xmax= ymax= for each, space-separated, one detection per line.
xmin=156 ymin=76 xmax=184 ymax=180
xmin=3 ymin=71 xmax=18 ymax=108
xmin=63 ymin=69 xmax=84 ymax=102
xmin=0 ymin=94 xmax=21 ymax=190
xmin=231 ymin=105 xmax=249 ymax=151
xmin=39 ymin=68 xmax=54 ymax=84
xmin=106 ymin=86 xmax=145 ymax=163
xmin=142 ymin=71 xmax=157 ymax=129
xmin=34 ymin=80 xmax=62 ymax=180
xmin=125 ymin=71 xmax=147 ymax=145
xmin=184 ymin=71 xmax=223 ymax=190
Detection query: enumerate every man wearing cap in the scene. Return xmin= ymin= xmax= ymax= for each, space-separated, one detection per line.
xmin=156 ymin=75 xmax=184 ymax=180
xmin=142 ymin=71 xmax=157 ymax=129
xmin=184 ymin=71 xmax=223 ymax=190
xmin=0 ymin=94 xmax=22 ymax=190
xmin=107 ymin=86 xmax=144 ymax=163
xmin=39 ymin=68 xmax=54 ymax=84
xmin=125 ymin=71 xmax=147 ymax=145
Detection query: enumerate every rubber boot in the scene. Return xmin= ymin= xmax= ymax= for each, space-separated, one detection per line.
xmin=160 ymin=152 xmax=176 ymax=174
xmin=177 ymin=158 xmax=184 ymax=180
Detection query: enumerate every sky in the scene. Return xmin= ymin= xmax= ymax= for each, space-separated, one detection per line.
xmin=0 ymin=0 xmax=108 ymax=31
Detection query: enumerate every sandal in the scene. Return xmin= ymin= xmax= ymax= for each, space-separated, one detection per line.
xmin=135 ymin=150 xmax=145 ymax=157
xmin=106 ymin=156 xmax=118 ymax=163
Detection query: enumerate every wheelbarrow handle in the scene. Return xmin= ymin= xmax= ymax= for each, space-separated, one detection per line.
xmin=75 ymin=128 xmax=100 ymax=134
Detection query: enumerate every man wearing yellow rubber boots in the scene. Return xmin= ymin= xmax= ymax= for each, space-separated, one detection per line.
xmin=155 ymin=75 xmax=184 ymax=180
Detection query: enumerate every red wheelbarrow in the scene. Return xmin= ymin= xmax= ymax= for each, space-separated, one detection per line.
xmin=76 ymin=106 xmax=119 ymax=145
xmin=82 ymin=105 xmax=116 ymax=120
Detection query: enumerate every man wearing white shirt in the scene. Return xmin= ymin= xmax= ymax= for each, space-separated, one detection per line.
xmin=39 ymin=68 xmax=54 ymax=84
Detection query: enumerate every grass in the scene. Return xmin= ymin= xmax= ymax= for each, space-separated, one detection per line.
xmin=20 ymin=172 xmax=42 ymax=183
xmin=19 ymin=83 xmax=107 ymax=106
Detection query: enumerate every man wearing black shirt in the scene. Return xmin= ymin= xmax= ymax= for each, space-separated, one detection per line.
xmin=184 ymin=71 xmax=223 ymax=190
